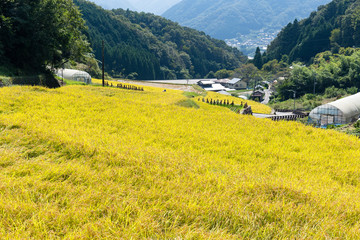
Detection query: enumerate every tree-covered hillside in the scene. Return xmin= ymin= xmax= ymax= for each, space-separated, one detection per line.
xmin=274 ymin=48 xmax=360 ymax=100
xmin=266 ymin=0 xmax=360 ymax=63
xmin=162 ymin=0 xmax=330 ymax=40
xmin=74 ymin=0 xmax=246 ymax=80
xmin=0 ymin=0 xmax=89 ymax=75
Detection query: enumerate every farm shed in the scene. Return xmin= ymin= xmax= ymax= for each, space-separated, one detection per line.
xmin=198 ymin=80 xmax=228 ymax=92
xmin=308 ymin=93 xmax=360 ymax=126
xmin=250 ymin=90 xmax=264 ymax=101
xmin=56 ymin=69 xmax=92 ymax=84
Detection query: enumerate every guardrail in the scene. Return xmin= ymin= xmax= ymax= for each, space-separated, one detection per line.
xmin=267 ymin=113 xmax=308 ymax=121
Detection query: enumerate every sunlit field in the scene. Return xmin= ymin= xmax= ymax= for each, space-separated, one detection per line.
xmin=91 ymin=78 xmax=272 ymax=114
xmin=1 ymin=85 xmax=360 ymax=239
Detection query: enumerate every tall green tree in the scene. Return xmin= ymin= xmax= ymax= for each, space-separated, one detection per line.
xmin=0 ymin=0 xmax=12 ymax=63
xmin=253 ymin=47 xmax=263 ymax=70
xmin=1 ymin=0 xmax=89 ymax=72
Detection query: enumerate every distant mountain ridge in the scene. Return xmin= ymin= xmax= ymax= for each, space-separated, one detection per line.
xmin=266 ymin=0 xmax=360 ymax=62
xmin=163 ymin=0 xmax=331 ymax=40
xmin=90 ymin=0 xmax=137 ymax=11
xmin=74 ymin=0 xmax=246 ymax=80
xmin=91 ymin=0 xmax=181 ymax=14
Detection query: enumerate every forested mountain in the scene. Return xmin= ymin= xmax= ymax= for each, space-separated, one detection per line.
xmin=267 ymin=0 xmax=360 ymax=63
xmin=74 ymin=0 xmax=246 ymax=80
xmin=162 ymin=0 xmax=330 ymax=40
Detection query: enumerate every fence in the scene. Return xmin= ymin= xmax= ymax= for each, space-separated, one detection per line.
xmin=267 ymin=113 xmax=308 ymax=121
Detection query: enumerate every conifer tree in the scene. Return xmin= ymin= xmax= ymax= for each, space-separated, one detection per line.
xmin=253 ymin=47 xmax=263 ymax=70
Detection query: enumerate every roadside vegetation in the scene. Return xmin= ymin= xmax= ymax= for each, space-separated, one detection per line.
xmin=269 ymin=91 xmax=352 ymax=112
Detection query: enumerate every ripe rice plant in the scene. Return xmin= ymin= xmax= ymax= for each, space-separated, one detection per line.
xmin=91 ymin=78 xmax=272 ymax=114
xmin=0 ymin=85 xmax=360 ymax=238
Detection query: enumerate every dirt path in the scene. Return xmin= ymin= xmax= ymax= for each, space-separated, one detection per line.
xmin=116 ymin=79 xmax=198 ymax=92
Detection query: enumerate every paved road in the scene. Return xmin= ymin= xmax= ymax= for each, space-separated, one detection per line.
xmin=115 ymin=79 xmax=197 ymax=92
xmin=261 ymin=89 xmax=272 ymax=104
xmin=148 ymin=79 xmax=202 ymax=85
xmin=253 ymin=112 xmax=295 ymax=118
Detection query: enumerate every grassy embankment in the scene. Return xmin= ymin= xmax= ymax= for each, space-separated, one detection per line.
xmin=0 ymin=84 xmax=360 ymax=238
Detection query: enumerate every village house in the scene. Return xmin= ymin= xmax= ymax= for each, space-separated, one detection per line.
xmin=214 ymin=78 xmax=231 ymax=87
xmin=227 ymin=78 xmax=247 ymax=90
xmin=198 ymin=80 xmax=228 ymax=92
xmin=250 ymin=89 xmax=265 ymax=102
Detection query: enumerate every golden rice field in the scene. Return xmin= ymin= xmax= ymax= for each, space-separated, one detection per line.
xmin=91 ymin=78 xmax=272 ymax=114
xmin=1 ymin=85 xmax=360 ymax=239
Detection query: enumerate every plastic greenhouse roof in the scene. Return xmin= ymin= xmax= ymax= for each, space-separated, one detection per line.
xmin=327 ymin=93 xmax=360 ymax=118
xmin=60 ymin=69 xmax=91 ymax=79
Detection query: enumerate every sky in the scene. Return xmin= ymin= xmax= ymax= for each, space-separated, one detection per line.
xmin=90 ymin=0 xmax=182 ymax=15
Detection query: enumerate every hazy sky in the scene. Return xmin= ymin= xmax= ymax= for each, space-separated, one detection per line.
xmin=91 ymin=0 xmax=182 ymax=15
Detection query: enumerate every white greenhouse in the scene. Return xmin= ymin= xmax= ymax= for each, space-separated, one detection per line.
xmin=308 ymin=93 xmax=360 ymax=126
xmin=56 ymin=69 xmax=92 ymax=84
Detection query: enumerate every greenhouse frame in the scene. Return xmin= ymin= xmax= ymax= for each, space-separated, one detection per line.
xmin=56 ymin=69 xmax=92 ymax=84
xmin=308 ymin=93 xmax=360 ymax=126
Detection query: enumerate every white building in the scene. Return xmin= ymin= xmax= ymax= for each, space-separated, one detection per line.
xmin=308 ymin=93 xmax=360 ymax=126
xmin=198 ymin=80 xmax=228 ymax=92
xmin=56 ymin=69 xmax=92 ymax=84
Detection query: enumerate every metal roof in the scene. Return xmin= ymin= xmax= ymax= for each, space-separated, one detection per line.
xmin=229 ymin=78 xmax=243 ymax=84
xmin=214 ymin=79 xmax=230 ymax=83
xmin=198 ymin=80 xmax=215 ymax=85
xmin=203 ymin=84 xmax=227 ymax=91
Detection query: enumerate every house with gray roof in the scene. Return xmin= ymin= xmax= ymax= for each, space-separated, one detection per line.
xmin=227 ymin=78 xmax=247 ymax=90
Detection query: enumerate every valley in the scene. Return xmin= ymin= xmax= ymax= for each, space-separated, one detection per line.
xmin=2 ymin=0 xmax=360 ymax=238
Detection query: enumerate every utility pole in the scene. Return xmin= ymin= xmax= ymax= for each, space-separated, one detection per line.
xmin=102 ymin=40 xmax=105 ymax=87
xmin=288 ymin=90 xmax=296 ymax=112
xmin=293 ymin=91 xmax=296 ymax=112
